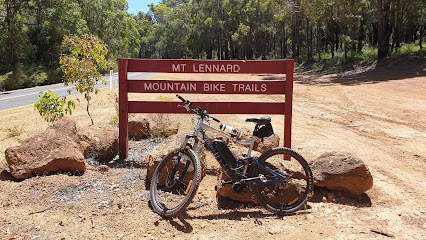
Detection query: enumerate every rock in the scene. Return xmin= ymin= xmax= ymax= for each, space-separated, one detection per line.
xmin=215 ymin=146 xmax=261 ymax=204
xmin=77 ymin=125 xmax=119 ymax=162
xmin=50 ymin=116 xmax=78 ymax=137
xmin=205 ymin=132 xmax=231 ymax=145
xmin=216 ymin=146 xmax=306 ymax=206
xmin=5 ymin=118 xmax=85 ymax=179
xmin=146 ymin=134 xmax=206 ymax=183
xmin=310 ymin=152 xmax=373 ymax=196
xmin=98 ymin=165 xmax=109 ymax=173
xmin=252 ymin=134 xmax=280 ymax=153
xmin=327 ymin=192 xmax=335 ymax=202
xmin=216 ymin=167 xmax=259 ymax=205
xmin=128 ymin=117 xmax=150 ymax=139
xmin=150 ymin=119 xmax=179 ymax=138
xmin=229 ymin=145 xmax=261 ymax=159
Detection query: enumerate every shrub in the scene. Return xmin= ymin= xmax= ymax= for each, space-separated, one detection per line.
xmin=0 ymin=72 xmax=11 ymax=91
xmin=34 ymin=90 xmax=75 ymax=123
xmin=32 ymin=71 xmax=48 ymax=86
xmin=4 ymin=63 xmax=27 ymax=90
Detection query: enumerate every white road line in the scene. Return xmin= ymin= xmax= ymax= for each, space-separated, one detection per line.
xmin=0 ymin=73 xmax=153 ymax=108
xmin=0 ymin=86 xmax=72 ymax=101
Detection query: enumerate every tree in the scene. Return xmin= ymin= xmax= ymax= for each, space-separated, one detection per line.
xmin=60 ymin=34 xmax=112 ymax=125
xmin=77 ymin=0 xmax=141 ymax=59
xmin=377 ymin=0 xmax=391 ymax=60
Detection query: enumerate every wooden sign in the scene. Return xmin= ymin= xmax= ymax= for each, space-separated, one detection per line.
xmin=118 ymin=59 xmax=294 ymax=159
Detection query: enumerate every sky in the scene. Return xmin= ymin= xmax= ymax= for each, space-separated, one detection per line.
xmin=127 ymin=0 xmax=161 ymax=14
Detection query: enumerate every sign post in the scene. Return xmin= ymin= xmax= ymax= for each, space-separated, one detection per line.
xmin=109 ymin=70 xmax=113 ymax=92
xmin=118 ymin=59 xmax=294 ymax=159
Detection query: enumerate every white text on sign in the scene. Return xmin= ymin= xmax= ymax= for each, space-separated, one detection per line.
xmin=172 ymin=64 xmax=241 ymax=73
xmin=143 ymin=82 xmax=267 ymax=93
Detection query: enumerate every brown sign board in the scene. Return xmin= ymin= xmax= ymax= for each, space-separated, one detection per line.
xmin=118 ymin=59 xmax=294 ymax=159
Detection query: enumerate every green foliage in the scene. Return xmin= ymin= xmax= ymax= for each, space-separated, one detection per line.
xmin=0 ymin=0 xmax=425 ymax=89
xmin=60 ymin=34 xmax=112 ymax=125
xmin=0 ymin=72 xmax=11 ymax=91
xmin=34 ymin=90 xmax=75 ymax=123
xmin=30 ymin=70 xmax=49 ymax=86
xmin=4 ymin=63 xmax=27 ymax=91
xmin=391 ymin=43 xmax=421 ymax=56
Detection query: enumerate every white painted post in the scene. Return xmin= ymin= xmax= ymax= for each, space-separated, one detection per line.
xmin=110 ymin=70 xmax=113 ymax=92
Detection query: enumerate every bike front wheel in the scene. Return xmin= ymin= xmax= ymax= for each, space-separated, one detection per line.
xmin=249 ymin=147 xmax=314 ymax=215
xmin=149 ymin=147 xmax=202 ymax=218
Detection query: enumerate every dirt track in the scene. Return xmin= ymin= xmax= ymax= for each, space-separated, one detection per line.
xmin=0 ymin=57 xmax=425 ymax=239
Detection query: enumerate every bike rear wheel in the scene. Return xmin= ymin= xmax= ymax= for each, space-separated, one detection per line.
xmin=149 ymin=147 xmax=202 ymax=218
xmin=249 ymin=147 xmax=313 ymax=215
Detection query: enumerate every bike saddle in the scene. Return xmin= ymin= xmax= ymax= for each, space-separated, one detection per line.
xmin=245 ymin=117 xmax=271 ymax=124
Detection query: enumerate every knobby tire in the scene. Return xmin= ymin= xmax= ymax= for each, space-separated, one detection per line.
xmin=149 ymin=147 xmax=202 ymax=218
xmin=250 ymin=147 xmax=314 ymax=215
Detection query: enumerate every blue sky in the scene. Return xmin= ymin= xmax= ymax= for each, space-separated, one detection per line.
xmin=127 ymin=0 xmax=161 ymax=14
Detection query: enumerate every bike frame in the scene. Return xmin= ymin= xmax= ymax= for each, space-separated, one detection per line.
xmin=173 ymin=115 xmax=287 ymax=186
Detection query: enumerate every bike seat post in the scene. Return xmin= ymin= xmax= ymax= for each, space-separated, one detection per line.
xmin=246 ymin=136 xmax=256 ymax=159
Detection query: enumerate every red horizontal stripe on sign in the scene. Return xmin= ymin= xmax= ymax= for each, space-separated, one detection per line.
xmin=127 ymin=80 xmax=286 ymax=94
xmin=128 ymin=101 xmax=286 ymax=114
xmin=123 ymin=59 xmax=287 ymax=74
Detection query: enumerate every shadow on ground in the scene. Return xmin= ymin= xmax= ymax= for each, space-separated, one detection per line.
xmin=295 ymin=53 xmax=425 ymax=86
xmin=310 ymin=187 xmax=372 ymax=207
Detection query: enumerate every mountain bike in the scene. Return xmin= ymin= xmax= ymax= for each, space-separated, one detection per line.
xmin=149 ymin=94 xmax=313 ymax=218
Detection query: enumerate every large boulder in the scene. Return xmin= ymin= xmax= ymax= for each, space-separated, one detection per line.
xmin=216 ymin=145 xmax=261 ymax=204
xmin=146 ymin=134 xmax=206 ymax=183
xmin=216 ymin=145 xmax=311 ymax=206
xmin=252 ymin=134 xmax=280 ymax=153
xmin=310 ymin=152 xmax=373 ymax=196
xmin=128 ymin=117 xmax=150 ymax=139
xmin=5 ymin=117 xmax=85 ymax=179
xmin=216 ymin=167 xmax=260 ymax=205
xmin=49 ymin=116 xmax=78 ymax=137
xmin=77 ymin=125 xmax=119 ymax=162
xmin=128 ymin=116 xmax=179 ymax=139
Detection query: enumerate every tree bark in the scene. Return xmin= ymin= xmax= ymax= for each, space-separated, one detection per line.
xmin=317 ymin=20 xmax=321 ymax=60
xmin=378 ymin=0 xmax=391 ymax=60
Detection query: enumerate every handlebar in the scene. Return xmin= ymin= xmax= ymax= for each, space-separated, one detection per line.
xmin=176 ymin=94 xmax=187 ymax=103
xmin=176 ymin=94 xmax=220 ymax=122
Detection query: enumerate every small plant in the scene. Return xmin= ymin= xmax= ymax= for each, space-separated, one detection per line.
xmin=1 ymin=125 xmax=24 ymax=143
xmin=6 ymin=126 xmax=23 ymax=139
xmin=34 ymin=90 xmax=75 ymax=123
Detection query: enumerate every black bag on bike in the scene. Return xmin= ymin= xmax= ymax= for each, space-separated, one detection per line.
xmin=212 ymin=140 xmax=237 ymax=169
xmin=253 ymin=123 xmax=274 ymax=142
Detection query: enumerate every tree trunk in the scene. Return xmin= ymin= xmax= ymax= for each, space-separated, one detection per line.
xmin=306 ymin=17 xmax=311 ymax=60
xmin=358 ymin=15 xmax=366 ymax=53
xmin=317 ymin=20 xmax=321 ymax=60
xmin=378 ymin=0 xmax=391 ymax=60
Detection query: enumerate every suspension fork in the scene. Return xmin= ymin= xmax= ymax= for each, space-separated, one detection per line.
xmin=169 ymin=135 xmax=198 ymax=181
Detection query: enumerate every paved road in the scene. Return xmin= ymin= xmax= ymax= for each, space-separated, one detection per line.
xmin=0 ymin=72 xmax=157 ymax=111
